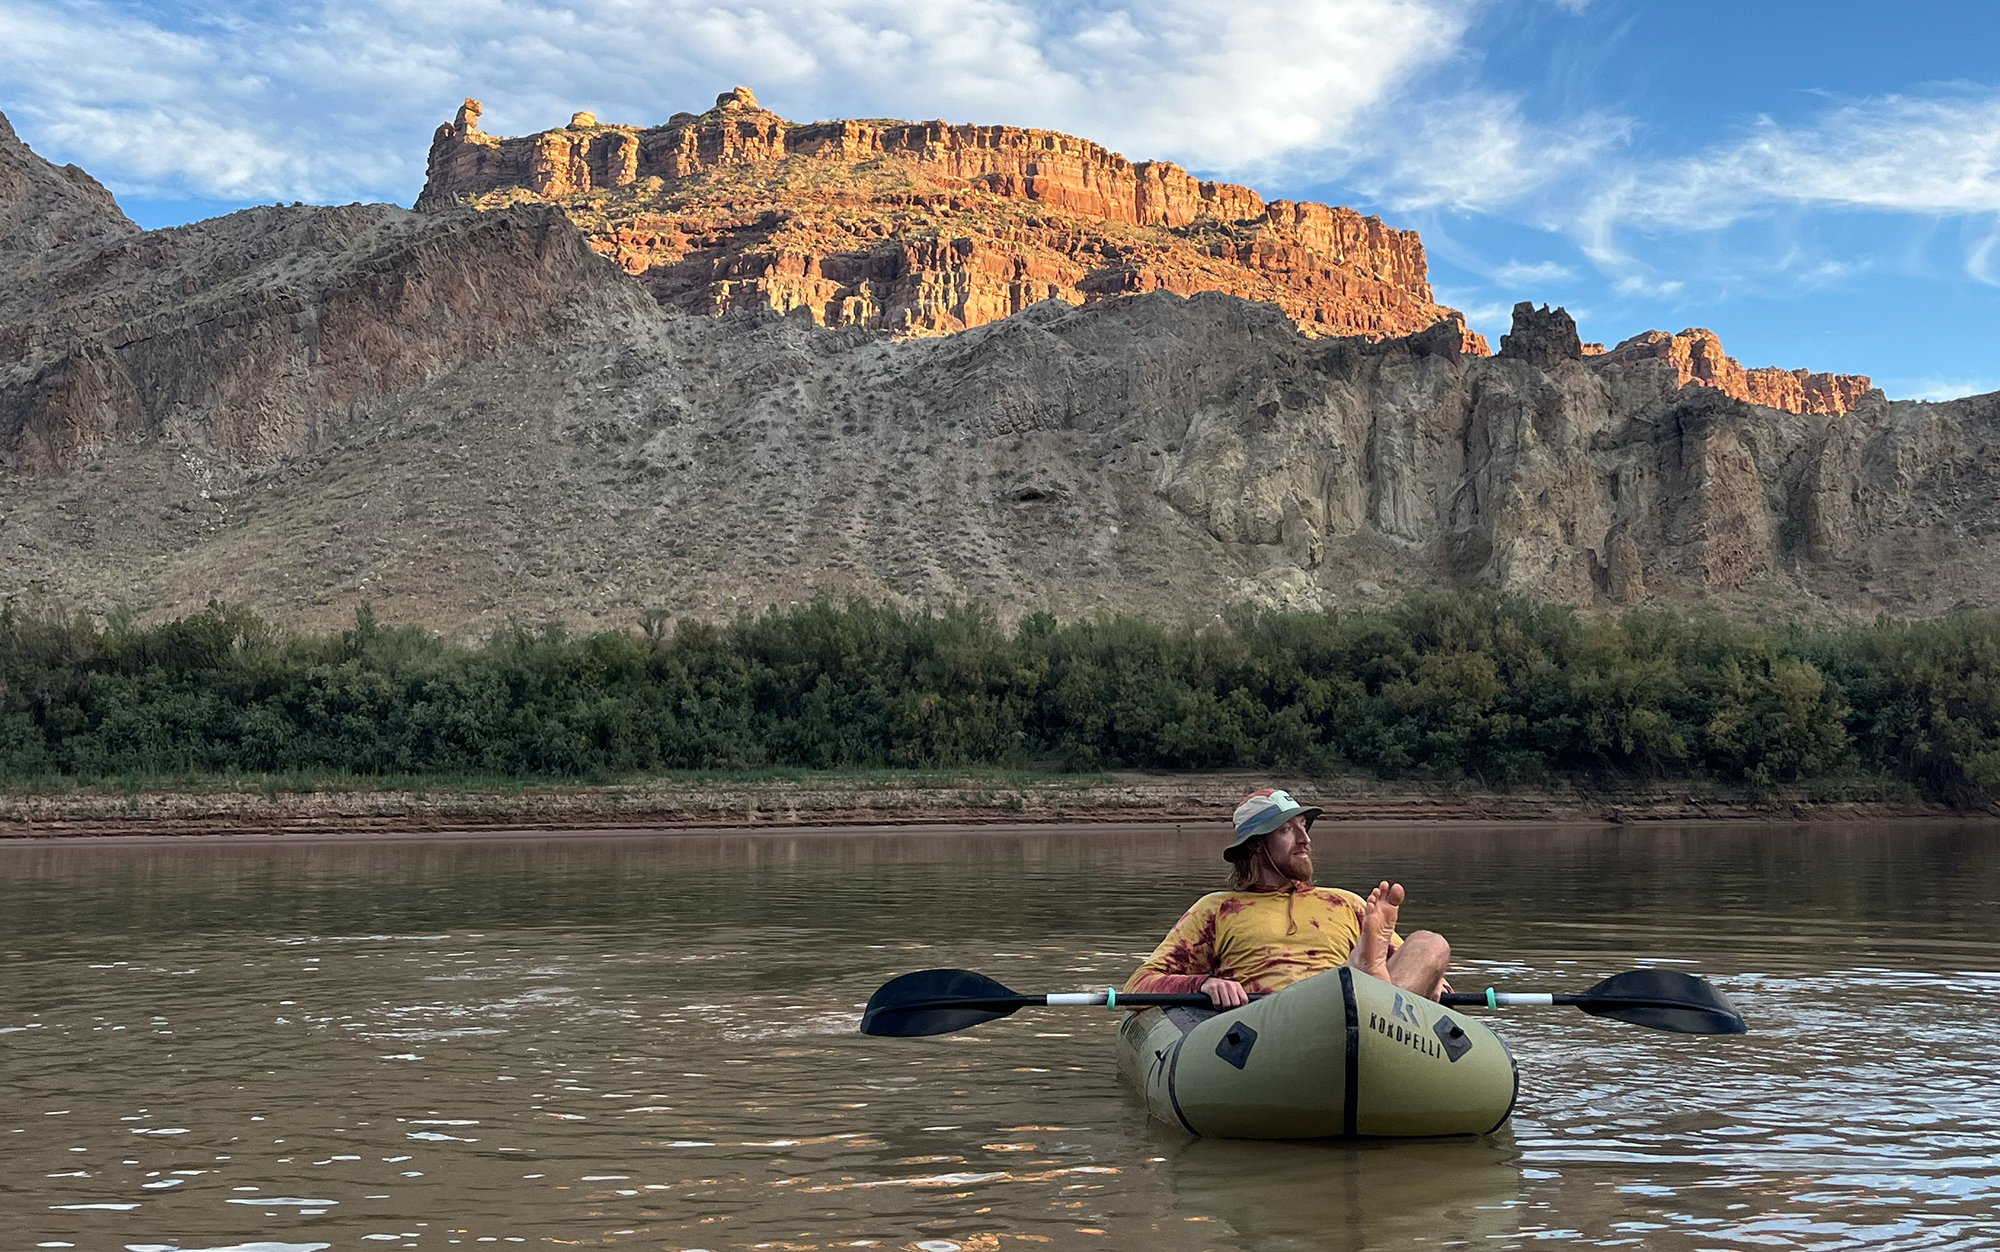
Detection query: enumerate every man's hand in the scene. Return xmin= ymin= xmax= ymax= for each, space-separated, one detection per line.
xmin=1200 ymin=977 xmax=1248 ymax=1008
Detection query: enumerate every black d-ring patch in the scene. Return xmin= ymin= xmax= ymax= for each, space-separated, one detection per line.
xmin=1214 ymin=1021 xmax=1258 ymax=1069
xmin=1433 ymin=1015 xmax=1473 ymax=1062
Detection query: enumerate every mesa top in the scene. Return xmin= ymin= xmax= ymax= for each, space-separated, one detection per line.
xmin=1124 ymin=880 xmax=1403 ymax=996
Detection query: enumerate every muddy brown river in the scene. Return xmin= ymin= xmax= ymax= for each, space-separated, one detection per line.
xmin=3 ymin=822 xmax=1997 ymax=1251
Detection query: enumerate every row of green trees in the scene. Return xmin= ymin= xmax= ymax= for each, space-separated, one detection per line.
xmin=3 ymin=594 xmax=1998 ymax=801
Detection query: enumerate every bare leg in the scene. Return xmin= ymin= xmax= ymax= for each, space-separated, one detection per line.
xmin=1347 ymin=880 xmax=1401 ymax=982
xmin=1386 ymin=930 xmax=1451 ymax=1001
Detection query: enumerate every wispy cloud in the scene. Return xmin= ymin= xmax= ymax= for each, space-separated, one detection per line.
xmin=1573 ymin=91 xmax=2000 ymax=286
xmin=1492 ymin=259 xmax=1576 ymax=285
xmin=1353 ymin=94 xmax=1627 ymax=214
xmin=1590 ymin=94 xmax=2000 ymax=230
xmin=1880 ymin=375 xmax=2000 ymax=402
xmin=1035 ymin=0 xmax=1478 ymax=170
xmin=1970 ymin=226 xmax=2000 ymax=286
xmin=1611 ymin=274 xmax=1684 ymax=298
xmin=0 ymin=0 xmax=1478 ymax=204
xmin=1370 ymin=87 xmax=2000 ymax=299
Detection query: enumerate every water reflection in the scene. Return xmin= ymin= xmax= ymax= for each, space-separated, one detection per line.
xmin=1 ymin=821 xmax=1997 ymax=1250
xmin=1156 ymin=1135 xmax=1525 ymax=1249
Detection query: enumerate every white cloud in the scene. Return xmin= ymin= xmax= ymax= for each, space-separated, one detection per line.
xmin=1971 ymin=227 xmax=2000 ymax=287
xmin=1591 ymin=94 xmax=2000 ymax=231
xmin=1880 ymin=376 xmax=2000 ymax=403
xmin=1574 ymin=92 xmax=2000 ymax=287
xmin=1353 ymin=93 xmax=1626 ymax=213
xmin=1611 ymin=274 xmax=1684 ymax=298
xmin=1491 ymin=259 xmax=1575 ymax=285
xmin=1034 ymin=0 xmax=1480 ymax=169
xmin=0 ymin=0 xmax=1478 ymax=204
xmin=1322 ymin=84 xmax=2000 ymax=298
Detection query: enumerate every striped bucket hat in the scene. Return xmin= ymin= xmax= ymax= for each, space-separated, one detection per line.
xmin=1224 ymin=788 xmax=1321 ymax=861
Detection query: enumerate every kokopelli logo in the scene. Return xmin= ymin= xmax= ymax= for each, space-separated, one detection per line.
xmin=1390 ymin=992 xmax=1423 ymax=1026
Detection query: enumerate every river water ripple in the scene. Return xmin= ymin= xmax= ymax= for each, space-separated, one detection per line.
xmin=2 ymin=822 xmax=1996 ymax=1251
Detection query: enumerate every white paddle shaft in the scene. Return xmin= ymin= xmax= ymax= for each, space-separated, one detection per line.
xmin=1050 ymin=989 xmax=1555 ymax=1008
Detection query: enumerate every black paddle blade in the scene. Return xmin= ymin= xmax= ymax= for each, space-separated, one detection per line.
xmin=861 ymin=968 xmax=1030 ymax=1038
xmin=1576 ymin=969 xmax=1748 ymax=1035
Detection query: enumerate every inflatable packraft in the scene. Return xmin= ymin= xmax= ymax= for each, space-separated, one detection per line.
xmin=1116 ymin=966 xmax=1517 ymax=1138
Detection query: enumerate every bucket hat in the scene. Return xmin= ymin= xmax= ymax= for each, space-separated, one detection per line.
xmin=1224 ymin=787 xmax=1321 ymax=861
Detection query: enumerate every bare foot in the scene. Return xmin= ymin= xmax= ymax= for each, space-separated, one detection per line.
xmin=1348 ymin=880 xmax=1404 ymax=981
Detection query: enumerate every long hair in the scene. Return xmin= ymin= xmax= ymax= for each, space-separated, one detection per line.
xmin=1226 ymin=836 xmax=1265 ymax=890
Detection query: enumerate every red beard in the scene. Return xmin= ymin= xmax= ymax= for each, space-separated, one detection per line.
xmin=1267 ymin=844 xmax=1314 ymax=885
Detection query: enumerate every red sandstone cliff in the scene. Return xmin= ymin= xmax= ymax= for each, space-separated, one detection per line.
xmin=1598 ymin=327 xmax=1872 ymax=417
xmin=418 ymin=89 xmax=1486 ymax=351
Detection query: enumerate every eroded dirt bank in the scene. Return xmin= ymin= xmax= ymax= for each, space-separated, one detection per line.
xmin=0 ymin=773 xmax=1980 ymax=839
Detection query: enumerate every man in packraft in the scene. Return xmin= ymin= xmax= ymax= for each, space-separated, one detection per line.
xmin=1125 ymin=788 xmax=1451 ymax=1007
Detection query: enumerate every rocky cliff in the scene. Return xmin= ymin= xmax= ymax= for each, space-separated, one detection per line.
xmin=1600 ymin=326 xmax=1872 ymax=417
xmin=4 ymin=110 xmax=1994 ymax=634
xmin=417 ymin=89 xmax=1485 ymax=351
xmin=0 ymin=111 xmax=136 ymax=262
xmin=0 ymin=112 xmax=651 ymax=476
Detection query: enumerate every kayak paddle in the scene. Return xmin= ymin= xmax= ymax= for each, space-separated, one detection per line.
xmin=861 ymin=968 xmax=1255 ymax=1037
xmin=862 ymin=966 xmax=1746 ymax=1037
xmin=1442 ymin=968 xmax=1747 ymax=1035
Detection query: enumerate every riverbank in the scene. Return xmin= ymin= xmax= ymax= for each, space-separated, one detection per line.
xmin=0 ymin=770 xmax=1983 ymax=838
xmin=12 ymin=595 xmax=2000 ymax=821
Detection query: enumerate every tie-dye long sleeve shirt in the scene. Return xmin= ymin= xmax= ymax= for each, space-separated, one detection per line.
xmin=1123 ymin=881 xmax=1403 ymax=996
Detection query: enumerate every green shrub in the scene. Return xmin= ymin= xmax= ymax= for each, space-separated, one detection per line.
xmin=0 ymin=594 xmax=1995 ymax=803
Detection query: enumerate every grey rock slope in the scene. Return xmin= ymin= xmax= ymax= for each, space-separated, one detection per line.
xmin=0 ymin=204 xmax=651 ymax=475
xmin=0 ymin=110 xmax=136 ymax=262
xmin=2 ymin=120 xmax=1997 ymax=633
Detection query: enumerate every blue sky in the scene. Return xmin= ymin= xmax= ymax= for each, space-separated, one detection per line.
xmin=3 ymin=0 xmax=1996 ymax=398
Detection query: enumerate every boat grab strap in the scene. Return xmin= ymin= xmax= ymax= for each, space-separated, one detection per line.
xmin=1339 ymin=967 xmax=1360 ymax=1138
xmin=1164 ymin=1035 xmax=1199 ymax=1136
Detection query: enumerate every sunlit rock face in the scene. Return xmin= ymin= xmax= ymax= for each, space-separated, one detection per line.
xmin=416 ymin=89 xmax=1487 ymax=353
xmin=1598 ymin=326 xmax=1872 ymax=417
